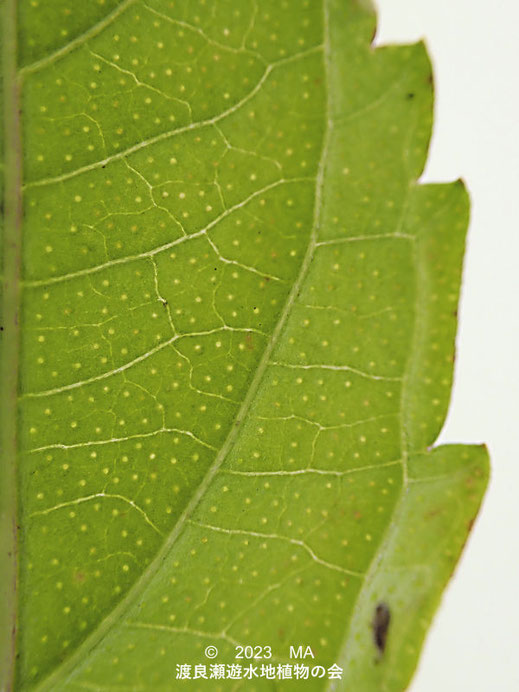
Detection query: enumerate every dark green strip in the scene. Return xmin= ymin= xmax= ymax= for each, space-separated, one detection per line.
xmin=0 ymin=0 xmax=22 ymax=687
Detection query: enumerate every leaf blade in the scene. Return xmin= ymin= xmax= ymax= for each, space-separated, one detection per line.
xmin=0 ymin=1 xmax=489 ymax=689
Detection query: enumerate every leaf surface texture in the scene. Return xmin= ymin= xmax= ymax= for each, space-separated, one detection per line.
xmin=0 ymin=0 xmax=488 ymax=689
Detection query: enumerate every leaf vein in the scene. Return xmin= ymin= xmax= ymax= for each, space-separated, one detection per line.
xmin=190 ymin=521 xmax=364 ymax=578
xmin=29 ymin=492 xmax=163 ymax=536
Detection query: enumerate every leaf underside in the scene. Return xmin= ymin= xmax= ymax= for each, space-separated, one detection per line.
xmin=0 ymin=0 xmax=488 ymax=690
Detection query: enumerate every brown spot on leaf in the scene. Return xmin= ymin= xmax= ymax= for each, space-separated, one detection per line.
xmin=372 ymin=602 xmax=391 ymax=657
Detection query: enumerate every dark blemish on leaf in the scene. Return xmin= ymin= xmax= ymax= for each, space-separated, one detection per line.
xmin=245 ymin=332 xmax=254 ymax=351
xmin=372 ymin=602 xmax=391 ymax=657
xmin=406 ymin=92 xmax=415 ymax=99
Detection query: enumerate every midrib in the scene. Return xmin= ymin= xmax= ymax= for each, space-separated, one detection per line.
xmin=35 ymin=6 xmax=332 ymax=692
xmin=0 ymin=0 xmax=23 ymax=689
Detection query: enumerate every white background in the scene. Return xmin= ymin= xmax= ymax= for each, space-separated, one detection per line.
xmin=374 ymin=0 xmax=519 ymax=690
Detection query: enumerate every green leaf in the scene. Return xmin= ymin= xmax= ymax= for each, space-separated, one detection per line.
xmin=0 ymin=0 xmax=489 ymax=689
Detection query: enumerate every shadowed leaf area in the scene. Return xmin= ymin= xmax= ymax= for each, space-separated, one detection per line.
xmin=0 ymin=0 xmax=488 ymax=690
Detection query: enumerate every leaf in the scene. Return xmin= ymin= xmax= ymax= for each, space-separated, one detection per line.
xmin=0 ymin=0 xmax=489 ymax=690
